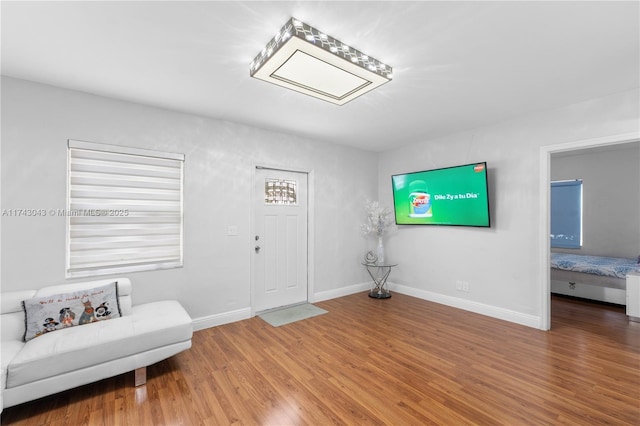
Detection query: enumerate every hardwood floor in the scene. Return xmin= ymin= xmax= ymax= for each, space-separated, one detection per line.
xmin=2 ymin=293 xmax=639 ymax=425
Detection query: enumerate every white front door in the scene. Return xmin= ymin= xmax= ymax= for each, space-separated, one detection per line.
xmin=253 ymin=168 xmax=308 ymax=312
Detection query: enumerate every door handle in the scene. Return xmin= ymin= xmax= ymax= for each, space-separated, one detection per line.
xmin=255 ymin=245 xmax=261 ymax=253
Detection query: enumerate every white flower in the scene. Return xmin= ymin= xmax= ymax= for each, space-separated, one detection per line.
xmin=360 ymin=200 xmax=395 ymax=237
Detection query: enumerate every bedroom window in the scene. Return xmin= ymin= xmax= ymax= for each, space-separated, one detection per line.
xmin=550 ymin=179 xmax=582 ymax=249
xmin=67 ymin=140 xmax=184 ymax=278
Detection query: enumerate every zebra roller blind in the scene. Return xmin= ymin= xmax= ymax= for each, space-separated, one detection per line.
xmin=67 ymin=140 xmax=184 ymax=278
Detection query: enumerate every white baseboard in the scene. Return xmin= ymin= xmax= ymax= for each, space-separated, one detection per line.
xmin=191 ymin=307 xmax=252 ymax=331
xmin=313 ymin=282 xmax=371 ymax=302
xmin=389 ymin=282 xmax=543 ymax=329
xmin=191 ymin=283 xmax=372 ymax=332
xmin=192 ymin=281 xmax=543 ymax=331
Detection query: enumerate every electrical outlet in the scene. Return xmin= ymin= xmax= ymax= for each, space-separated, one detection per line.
xmin=462 ymin=281 xmax=470 ymax=292
xmin=456 ymin=280 xmax=463 ymax=291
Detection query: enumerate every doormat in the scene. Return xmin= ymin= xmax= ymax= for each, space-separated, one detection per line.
xmin=258 ymin=303 xmax=328 ymax=327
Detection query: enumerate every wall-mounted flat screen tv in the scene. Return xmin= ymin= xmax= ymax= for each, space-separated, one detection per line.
xmin=391 ymin=162 xmax=490 ymax=227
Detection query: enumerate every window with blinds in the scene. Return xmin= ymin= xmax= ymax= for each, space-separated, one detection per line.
xmin=550 ymin=179 xmax=583 ymax=249
xmin=67 ymin=140 xmax=184 ymax=278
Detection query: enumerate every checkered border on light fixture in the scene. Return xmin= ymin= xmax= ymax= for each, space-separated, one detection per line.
xmin=249 ymin=18 xmax=393 ymax=81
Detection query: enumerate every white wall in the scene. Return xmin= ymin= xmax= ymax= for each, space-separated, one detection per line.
xmin=378 ymin=89 xmax=640 ymax=327
xmin=1 ymin=77 xmax=378 ymax=324
xmin=3 ymin=77 xmax=639 ymax=330
xmin=551 ymin=144 xmax=640 ymax=258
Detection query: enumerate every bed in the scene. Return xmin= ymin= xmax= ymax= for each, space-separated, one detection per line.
xmin=550 ymin=253 xmax=640 ymax=304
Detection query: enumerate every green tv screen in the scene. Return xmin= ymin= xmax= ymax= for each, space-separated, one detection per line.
xmin=391 ymin=162 xmax=490 ymax=227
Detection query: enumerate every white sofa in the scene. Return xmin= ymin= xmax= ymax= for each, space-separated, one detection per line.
xmin=1 ymin=278 xmax=193 ymax=409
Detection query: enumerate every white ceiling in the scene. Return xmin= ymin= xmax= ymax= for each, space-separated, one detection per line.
xmin=2 ymin=1 xmax=639 ymax=152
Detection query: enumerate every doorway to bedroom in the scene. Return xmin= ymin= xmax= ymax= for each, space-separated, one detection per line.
xmin=542 ymin=135 xmax=640 ymax=330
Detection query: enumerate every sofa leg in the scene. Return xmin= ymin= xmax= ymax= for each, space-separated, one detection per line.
xmin=135 ymin=367 xmax=147 ymax=386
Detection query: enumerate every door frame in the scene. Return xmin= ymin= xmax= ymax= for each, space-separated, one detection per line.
xmin=538 ymin=132 xmax=640 ymax=330
xmin=250 ymin=162 xmax=315 ymax=317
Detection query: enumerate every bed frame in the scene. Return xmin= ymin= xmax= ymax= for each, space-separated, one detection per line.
xmin=550 ymin=252 xmax=640 ymax=305
xmin=550 ymin=268 xmax=626 ymax=305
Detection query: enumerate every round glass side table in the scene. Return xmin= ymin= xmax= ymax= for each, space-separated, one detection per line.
xmin=362 ymin=263 xmax=397 ymax=299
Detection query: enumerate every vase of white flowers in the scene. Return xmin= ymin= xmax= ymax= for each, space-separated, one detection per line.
xmin=361 ymin=201 xmax=395 ymax=264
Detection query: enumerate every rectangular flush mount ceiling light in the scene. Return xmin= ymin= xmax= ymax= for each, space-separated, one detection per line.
xmin=250 ymin=18 xmax=393 ymax=106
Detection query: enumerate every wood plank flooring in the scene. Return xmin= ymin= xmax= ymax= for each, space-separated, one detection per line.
xmin=2 ymin=293 xmax=639 ymax=425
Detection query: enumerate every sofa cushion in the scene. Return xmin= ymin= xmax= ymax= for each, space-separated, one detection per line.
xmin=1 ymin=339 xmax=24 ymax=411
xmin=2 ymin=340 xmax=24 ymax=383
xmin=1 ymin=292 xmax=35 ymax=342
xmin=6 ymin=300 xmax=192 ymax=388
xmin=1 ymin=291 xmax=36 ymax=314
xmin=23 ymin=282 xmax=121 ymax=341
